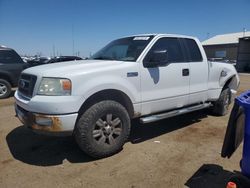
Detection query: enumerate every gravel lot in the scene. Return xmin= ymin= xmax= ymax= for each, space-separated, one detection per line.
xmin=0 ymin=74 xmax=249 ymax=188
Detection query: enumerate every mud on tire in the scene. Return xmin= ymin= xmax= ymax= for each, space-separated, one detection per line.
xmin=212 ymin=87 xmax=231 ymax=116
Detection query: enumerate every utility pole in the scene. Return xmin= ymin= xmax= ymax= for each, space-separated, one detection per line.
xmin=72 ymin=25 xmax=75 ymax=56
xmin=243 ymin=28 xmax=247 ymax=37
xmin=206 ymin=32 xmax=210 ymax=39
xmin=53 ymin=44 xmax=55 ymax=57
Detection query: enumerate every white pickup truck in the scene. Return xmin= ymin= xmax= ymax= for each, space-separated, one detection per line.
xmin=15 ymin=34 xmax=239 ymax=158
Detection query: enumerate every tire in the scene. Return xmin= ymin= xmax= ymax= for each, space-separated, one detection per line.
xmin=74 ymin=100 xmax=131 ymax=158
xmin=0 ymin=79 xmax=12 ymax=99
xmin=212 ymin=87 xmax=231 ymax=116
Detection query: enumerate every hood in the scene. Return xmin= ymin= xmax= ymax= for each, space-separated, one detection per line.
xmin=22 ymin=60 xmax=124 ymax=77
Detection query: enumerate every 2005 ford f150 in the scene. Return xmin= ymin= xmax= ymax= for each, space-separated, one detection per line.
xmin=15 ymin=34 xmax=239 ymax=158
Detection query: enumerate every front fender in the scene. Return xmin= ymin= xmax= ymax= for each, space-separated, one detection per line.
xmin=219 ymin=67 xmax=240 ymax=93
xmin=72 ymin=75 xmax=140 ymax=104
xmin=208 ymin=62 xmax=239 ymax=101
xmin=0 ymin=70 xmax=15 ymax=85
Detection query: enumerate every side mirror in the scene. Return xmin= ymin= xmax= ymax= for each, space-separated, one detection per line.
xmin=143 ymin=50 xmax=168 ymax=68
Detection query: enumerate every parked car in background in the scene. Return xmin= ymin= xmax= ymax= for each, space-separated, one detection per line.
xmin=26 ymin=56 xmax=82 ymax=66
xmin=0 ymin=46 xmax=29 ymax=99
xmin=46 ymin=56 xmax=82 ymax=64
xmin=26 ymin=56 xmax=51 ymax=67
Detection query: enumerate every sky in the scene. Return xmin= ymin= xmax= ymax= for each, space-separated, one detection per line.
xmin=0 ymin=0 xmax=250 ymax=57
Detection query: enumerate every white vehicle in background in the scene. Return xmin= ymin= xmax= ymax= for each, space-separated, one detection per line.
xmin=15 ymin=34 xmax=239 ymax=158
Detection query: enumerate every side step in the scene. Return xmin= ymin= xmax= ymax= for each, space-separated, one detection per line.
xmin=140 ymin=103 xmax=211 ymax=124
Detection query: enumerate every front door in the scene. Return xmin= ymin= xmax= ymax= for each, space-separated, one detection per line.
xmin=140 ymin=37 xmax=190 ymax=115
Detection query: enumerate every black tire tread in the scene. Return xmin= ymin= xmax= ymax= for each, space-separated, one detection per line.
xmin=74 ymin=100 xmax=130 ymax=158
xmin=212 ymin=87 xmax=231 ymax=116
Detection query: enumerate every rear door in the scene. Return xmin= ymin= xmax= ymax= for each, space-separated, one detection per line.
xmin=181 ymin=38 xmax=208 ymax=104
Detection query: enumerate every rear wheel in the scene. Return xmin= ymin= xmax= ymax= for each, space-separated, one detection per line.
xmin=0 ymin=79 xmax=11 ymax=99
xmin=212 ymin=87 xmax=231 ymax=116
xmin=74 ymin=100 xmax=131 ymax=158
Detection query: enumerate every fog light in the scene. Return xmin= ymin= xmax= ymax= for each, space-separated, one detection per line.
xmin=35 ymin=116 xmax=53 ymax=126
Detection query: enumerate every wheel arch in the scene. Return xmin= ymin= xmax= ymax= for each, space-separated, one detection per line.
xmin=78 ymin=89 xmax=135 ymax=119
xmin=222 ymin=75 xmax=239 ymax=91
xmin=0 ymin=72 xmax=14 ymax=86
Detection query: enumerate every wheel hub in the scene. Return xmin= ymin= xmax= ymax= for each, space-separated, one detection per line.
xmin=103 ymin=125 xmax=113 ymax=135
xmin=0 ymin=84 xmax=7 ymax=96
xmin=93 ymin=113 xmax=122 ymax=145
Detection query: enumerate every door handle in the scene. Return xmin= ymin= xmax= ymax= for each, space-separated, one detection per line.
xmin=182 ymin=69 xmax=189 ymax=76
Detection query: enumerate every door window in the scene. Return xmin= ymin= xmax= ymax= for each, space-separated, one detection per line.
xmin=0 ymin=50 xmax=23 ymax=64
xmin=144 ymin=37 xmax=185 ymax=63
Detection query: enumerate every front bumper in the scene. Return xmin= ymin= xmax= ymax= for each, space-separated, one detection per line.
xmin=15 ymin=104 xmax=78 ymax=135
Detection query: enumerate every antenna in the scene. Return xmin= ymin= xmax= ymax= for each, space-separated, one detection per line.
xmin=206 ymin=32 xmax=210 ymax=39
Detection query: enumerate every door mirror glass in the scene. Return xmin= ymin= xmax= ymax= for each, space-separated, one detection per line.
xmin=143 ymin=50 xmax=168 ymax=68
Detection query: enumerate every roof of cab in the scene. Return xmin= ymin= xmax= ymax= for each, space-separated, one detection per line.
xmin=124 ymin=33 xmax=198 ymax=40
xmin=0 ymin=46 xmax=13 ymax=51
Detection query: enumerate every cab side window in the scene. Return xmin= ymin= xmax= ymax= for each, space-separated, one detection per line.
xmin=183 ymin=38 xmax=203 ymax=62
xmin=144 ymin=37 xmax=185 ymax=63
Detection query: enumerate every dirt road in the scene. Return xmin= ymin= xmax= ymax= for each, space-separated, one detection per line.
xmin=0 ymin=74 xmax=249 ymax=188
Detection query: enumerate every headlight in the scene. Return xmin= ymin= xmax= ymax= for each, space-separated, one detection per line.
xmin=37 ymin=78 xmax=71 ymax=96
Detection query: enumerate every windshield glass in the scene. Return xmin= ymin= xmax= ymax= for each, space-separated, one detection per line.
xmin=91 ymin=36 xmax=154 ymax=61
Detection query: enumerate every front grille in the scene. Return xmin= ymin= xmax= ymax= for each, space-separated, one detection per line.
xmin=18 ymin=74 xmax=37 ymax=98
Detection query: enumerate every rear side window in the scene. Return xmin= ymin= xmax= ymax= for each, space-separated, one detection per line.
xmin=183 ymin=39 xmax=203 ymax=62
xmin=145 ymin=37 xmax=185 ymax=63
xmin=0 ymin=50 xmax=23 ymax=64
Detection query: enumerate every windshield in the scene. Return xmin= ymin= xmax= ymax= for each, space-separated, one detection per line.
xmin=91 ymin=36 xmax=154 ymax=61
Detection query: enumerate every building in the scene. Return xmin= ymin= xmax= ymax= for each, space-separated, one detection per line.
xmin=236 ymin=37 xmax=250 ymax=72
xmin=202 ymin=31 xmax=250 ymax=62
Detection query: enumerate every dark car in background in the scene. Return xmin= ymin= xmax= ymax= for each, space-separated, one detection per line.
xmin=46 ymin=56 xmax=82 ymax=64
xmin=26 ymin=56 xmax=83 ymax=66
xmin=25 ymin=56 xmax=51 ymax=67
xmin=0 ymin=46 xmax=29 ymax=99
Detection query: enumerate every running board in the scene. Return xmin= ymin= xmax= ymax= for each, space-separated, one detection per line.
xmin=140 ymin=103 xmax=211 ymax=124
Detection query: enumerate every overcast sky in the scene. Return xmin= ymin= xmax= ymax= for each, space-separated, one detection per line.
xmin=0 ymin=0 xmax=249 ymax=57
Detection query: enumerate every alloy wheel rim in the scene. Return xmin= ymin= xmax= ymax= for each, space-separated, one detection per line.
xmin=93 ymin=113 xmax=122 ymax=146
xmin=0 ymin=83 xmax=7 ymax=96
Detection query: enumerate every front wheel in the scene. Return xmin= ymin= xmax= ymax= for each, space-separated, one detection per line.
xmin=0 ymin=79 xmax=12 ymax=99
xmin=74 ymin=100 xmax=131 ymax=158
xmin=212 ymin=87 xmax=231 ymax=116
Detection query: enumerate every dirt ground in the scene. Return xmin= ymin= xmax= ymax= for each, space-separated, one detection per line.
xmin=0 ymin=74 xmax=250 ymax=188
